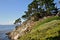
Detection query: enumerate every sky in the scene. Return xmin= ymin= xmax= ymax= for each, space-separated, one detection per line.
xmin=0 ymin=0 xmax=33 ymax=25
xmin=0 ymin=0 xmax=60 ymax=25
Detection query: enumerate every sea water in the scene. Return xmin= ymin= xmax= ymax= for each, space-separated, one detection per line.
xmin=0 ymin=25 xmax=15 ymax=40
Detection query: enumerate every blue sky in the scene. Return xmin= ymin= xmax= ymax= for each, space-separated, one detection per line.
xmin=0 ymin=0 xmax=33 ymax=25
xmin=0 ymin=0 xmax=60 ymax=25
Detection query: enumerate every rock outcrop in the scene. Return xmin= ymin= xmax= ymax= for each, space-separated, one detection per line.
xmin=7 ymin=20 xmax=35 ymax=40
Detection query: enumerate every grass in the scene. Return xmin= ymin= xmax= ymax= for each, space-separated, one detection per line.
xmin=19 ymin=16 xmax=60 ymax=40
xmin=31 ymin=16 xmax=60 ymax=32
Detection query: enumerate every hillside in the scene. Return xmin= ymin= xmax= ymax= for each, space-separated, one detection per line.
xmin=7 ymin=16 xmax=60 ymax=40
xmin=19 ymin=16 xmax=60 ymax=40
xmin=9 ymin=0 xmax=60 ymax=40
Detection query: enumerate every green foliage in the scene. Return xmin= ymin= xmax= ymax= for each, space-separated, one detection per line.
xmin=31 ymin=16 xmax=60 ymax=31
xmin=14 ymin=18 xmax=21 ymax=24
xmin=22 ymin=15 xmax=27 ymax=20
xmin=19 ymin=16 xmax=60 ymax=40
xmin=46 ymin=34 xmax=60 ymax=40
xmin=22 ymin=0 xmax=59 ymax=21
xmin=16 ymin=0 xmax=60 ymax=40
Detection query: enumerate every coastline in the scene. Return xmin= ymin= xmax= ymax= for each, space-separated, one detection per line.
xmin=0 ymin=25 xmax=15 ymax=40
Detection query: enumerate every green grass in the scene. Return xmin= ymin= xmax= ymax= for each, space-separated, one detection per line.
xmin=19 ymin=16 xmax=60 ymax=40
xmin=31 ymin=16 xmax=60 ymax=32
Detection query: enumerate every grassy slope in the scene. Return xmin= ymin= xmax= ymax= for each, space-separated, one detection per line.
xmin=19 ymin=16 xmax=60 ymax=40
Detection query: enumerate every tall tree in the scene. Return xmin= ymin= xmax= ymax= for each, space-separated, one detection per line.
xmin=22 ymin=0 xmax=58 ymax=21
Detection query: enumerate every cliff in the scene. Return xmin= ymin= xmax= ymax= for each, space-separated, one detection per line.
xmin=7 ymin=20 xmax=36 ymax=40
xmin=7 ymin=16 xmax=60 ymax=40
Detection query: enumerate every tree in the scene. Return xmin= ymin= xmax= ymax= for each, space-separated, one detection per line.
xmin=14 ymin=18 xmax=21 ymax=25
xmin=22 ymin=0 xmax=58 ymax=21
xmin=59 ymin=1 xmax=60 ymax=4
xmin=22 ymin=15 xmax=27 ymax=20
xmin=22 ymin=11 xmax=31 ymax=20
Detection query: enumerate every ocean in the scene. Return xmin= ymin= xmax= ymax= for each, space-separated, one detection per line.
xmin=0 ymin=25 xmax=15 ymax=40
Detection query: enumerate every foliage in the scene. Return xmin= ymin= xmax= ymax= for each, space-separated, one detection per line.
xmin=14 ymin=0 xmax=60 ymax=40
xmin=22 ymin=0 xmax=59 ymax=21
xmin=18 ymin=16 xmax=60 ymax=40
xmin=31 ymin=16 xmax=60 ymax=31
xmin=14 ymin=18 xmax=21 ymax=25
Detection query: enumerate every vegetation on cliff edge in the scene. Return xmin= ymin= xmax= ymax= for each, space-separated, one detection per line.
xmin=19 ymin=16 xmax=60 ymax=40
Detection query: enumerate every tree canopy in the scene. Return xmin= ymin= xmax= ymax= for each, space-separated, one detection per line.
xmin=14 ymin=18 xmax=21 ymax=25
xmin=21 ymin=0 xmax=59 ymax=21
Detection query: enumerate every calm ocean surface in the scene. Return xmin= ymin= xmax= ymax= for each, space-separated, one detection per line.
xmin=0 ymin=25 xmax=15 ymax=40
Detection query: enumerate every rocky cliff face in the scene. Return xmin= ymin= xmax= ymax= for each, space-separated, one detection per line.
xmin=7 ymin=20 xmax=35 ymax=40
xmin=7 ymin=16 xmax=60 ymax=40
xmin=7 ymin=16 xmax=54 ymax=40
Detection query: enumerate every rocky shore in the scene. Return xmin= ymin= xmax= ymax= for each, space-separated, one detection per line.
xmin=6 ymin=20 xmax=35 ymax=40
